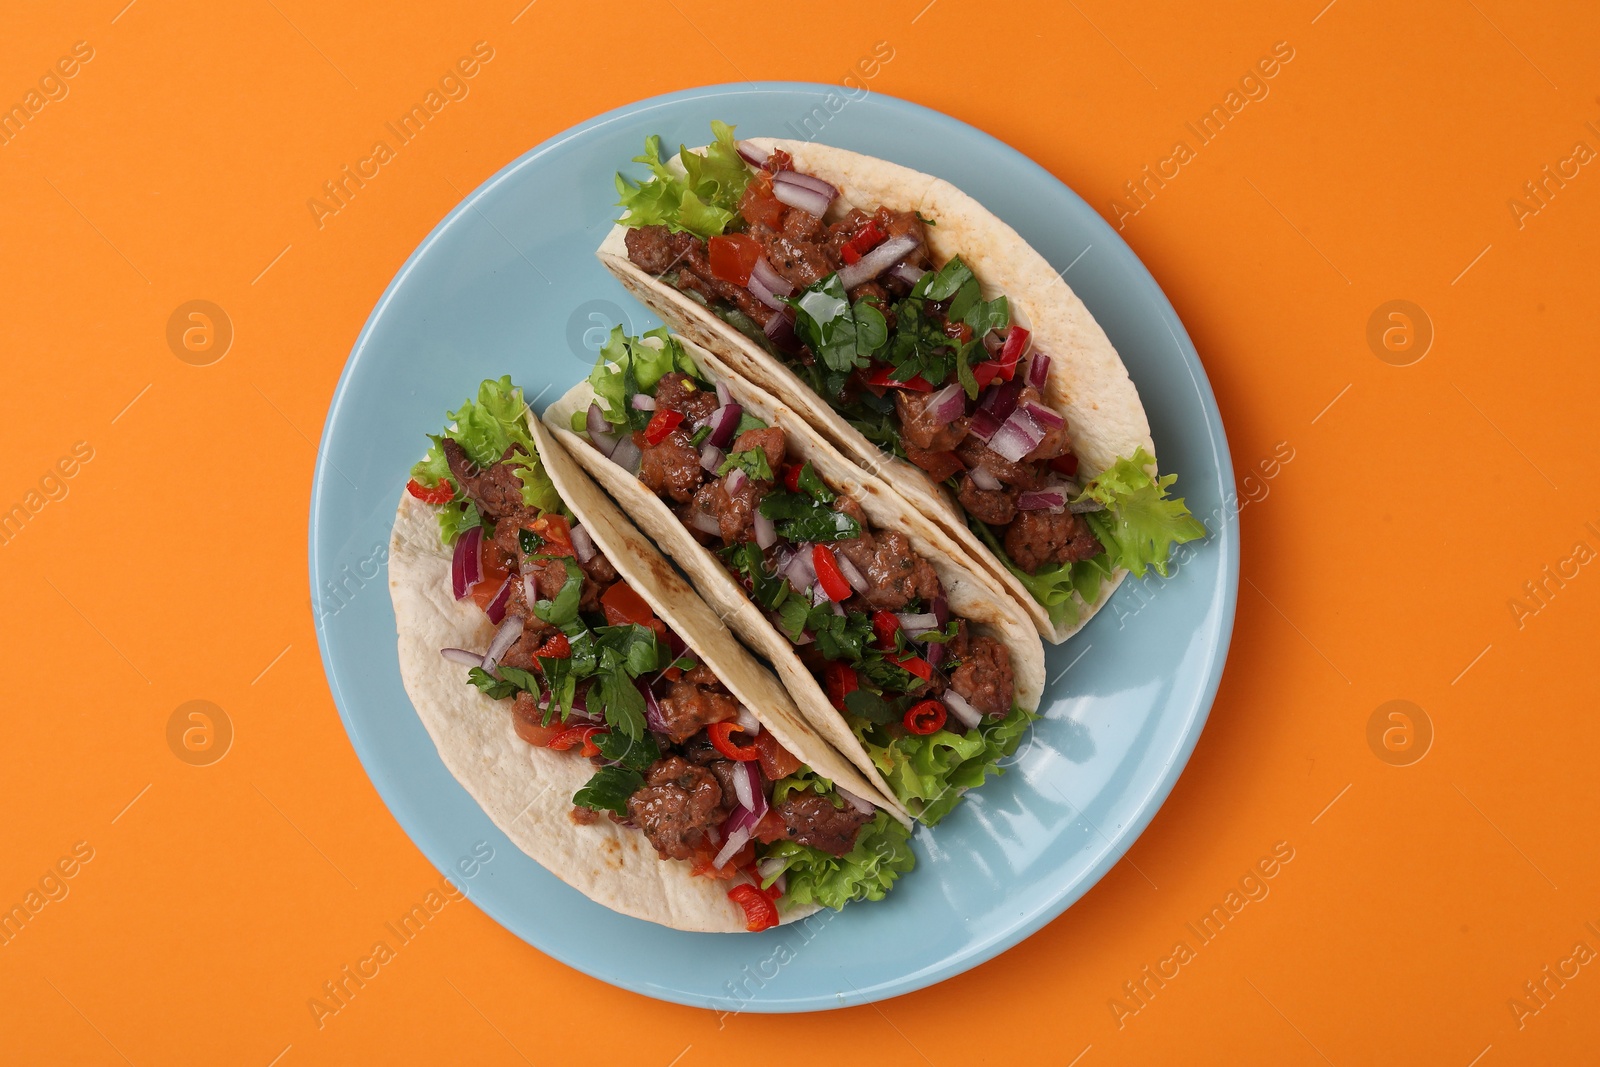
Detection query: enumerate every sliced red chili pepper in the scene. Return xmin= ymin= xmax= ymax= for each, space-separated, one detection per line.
xmin=547 ymin=724 xmax=604 ymax=753
xmin=894 ymin=655 xmax=933 ymax=682
xmin=872 ymin=610 xmax=901 ymax=650
xmin=783 ymin=463 xmax=804 ymax=492
xmin=812 ymin=544 xmax=853 ymax=602
xmin=903 ymin=699 xmax=947 ymax=735
xmin=864 ymin=364 xmax=934 ymax=392
xmin=533 ymin=632 xmax=571 ymax=660
xmin=643 ymin=408 xmax=684 ymax=445
xmin=707 ymin=721 xmax=761 ymax=761
xmin=728 ymin=882 xmax=780 ymax=932
xmin=839 ymin=220 xmax=886 ymax=265
xmin=708 ymin=233 xmax=762 ymax=285
xmin=996 ymin=326 xmax=1030 ymax=381
xmin=1049 ymin=453 xmax=1080 ymax=476
xmin=972 ymin=361 xmax=1001 ymax=389
xmin=824 ymin=662 xmax=858 ymax=710
xmin=406 ymin=478 xmax=455 ymax=504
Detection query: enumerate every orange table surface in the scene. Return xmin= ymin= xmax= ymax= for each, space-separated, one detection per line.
xmin=3 ymin=1 xmax=1597 ymax=1063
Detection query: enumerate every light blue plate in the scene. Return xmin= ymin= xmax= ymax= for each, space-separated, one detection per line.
xmin=310 ymin=83 xmax=1238 ymax=1012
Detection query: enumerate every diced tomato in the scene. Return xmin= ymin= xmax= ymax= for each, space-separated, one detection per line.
xmin=872 ymin=610 xmax=901 ymax=650
xmin=812 ymin=544 xmax=853 ymax=602
xmin=895 ymin=655 xmax=933 ymax=682
xmin=752 ymin=809 xmax=789 ymax=844
xmin=738 ymin=173 xmax=786 ymax=229
xmin=406 ymin=478 xmax=454 ymax=504
xmin=1050 ymin=453 xmax=1080 ymax=476
xmin=533 ymin=632 xmax=571 ymax=660
xmin=663 ymin=664 xmax=684 ymax=682
xmin=996 ymin=326 xmax=1030 ymax=380
xmin=824 ymin=662 xmax=858 ymax=711
xmin=728 ymin=883 xmax=780 ymax=932
xmin=765 ymin=149 xmax=794 ymax=174
xmin=526 ymin=514 xmax=574 ymax=558
xmin=512 ymin=704 xmax=565 ymax=747
xmin=839 ymin=220 xmax=886 ymax=265
xmin=864 ymin=363 xmax=934 ymax=393
xmin=469 ymin=549 xmax=510 ymax=611
xmin=601 ymin=581 xmax=657 ymax=628
xmin=548 ymin=725 xmax=605 ymax=756
xmin=908 ymin=448 xmax=965 ymax=483
xmin=643 ymin=408 xmax=684 ymax=445
xmin=708 ymin=721 xmax=761 ymax=761
xmin=709 ymin=233 xmax=762 ymax=285
xmin=693 ymin=838 xmax=755 ymax=880
xmin=903 ymin=699 xmax=947 ymax=735
xmin=755 ymin=730 xmax=803 ymax=780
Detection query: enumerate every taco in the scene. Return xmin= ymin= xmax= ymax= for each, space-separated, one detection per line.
xmin=596 ymin=122 xmax=1206 ymax=642
xmin=390 ymin=376 xmax=914 ymax=933
xmin=546 ymin=330 xmax=1046 ymax=825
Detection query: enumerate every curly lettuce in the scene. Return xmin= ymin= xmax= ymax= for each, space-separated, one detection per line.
xmin=410 ymin=376 xmax=562 ymax=545
xmin=972 ymin=448 xmax=1205 ymax=626
xmin=581 ymin=326 xmax=699 ymax=432
xmin=614 ymin=120 xmax=751 ymax=240
xmin=761 ymin=810 xmax=915 ymax=911
xmin=856 ymin=703 xmax=1036 ymax=825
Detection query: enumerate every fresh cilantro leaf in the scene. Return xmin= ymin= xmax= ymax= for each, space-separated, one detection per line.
xmin=519 ymin=529 xmax=545 ymax=554
xmin=786 ymin=276 xmax=889 ymax=374
xmin=717 ymin=448 xmax=774 ymax=482
xmin=593 ymin=728 xmax=660 ymax=772
xmin=922 ymin=257 xmax=974 ymax=301
xmin=796 ymin=463 xmax=835 ymax=503
xmin=721 ymin=542 xmax=791 ymax=610
xmin=595 ymin=668 xmax=647 ymax=740
xmin=843 ymin=688 xmax=896 ymax=725
xmin=594 ymin=624 xmax=664 ymax=677
xmin=735 ymin=412 xmax=768 ymax=435
xmin=532 ymin=559 xmax=584 ymax=626
xmin=758 ymin=491 xmax=861 ymax=543
xmin=466 ymin=666 xmax=519 ymax=701
xmin=574 ymin=766 xmax=645 ymax=817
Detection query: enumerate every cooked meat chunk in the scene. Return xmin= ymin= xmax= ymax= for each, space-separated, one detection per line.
xmin=674 ymin=245 xmax=776 ymax=327
xmin=896 ymin=390 xmax=969 ymax=452
xmin=957 ymin=475 xmax=1017 ymax=526
xmin=1015 ymin=385 xmax=1072 ymax=462
xmin=654 ymin=371 xmax=720 ymax=425
xmin=683 ymin=477 xmax=763 ymax=545
xmin=628 ymin=756 xmax=726 ymax=860
xmin=441 ymin=438 xmax=528 ymax=520
xmin=656 ymin=678 xmax=739 ymax=744
xmin=1003 ymin=509 xmax=1104 ymax=573
xmin=636 ymin=429 xmax=705 ymax=504
xmin=495 ymin=618 xmax=559 ymax=670
xmin=756 ymin=208 xmax=836 ymax=289
xmin=955 ymin=435 xmax=1045 ymax=491
xmin=624 ymin=225 xmax=696 ymax=275
xmin=835 ymin=528 xmax=942 ymax=611
xmin=729 ymin=427 xmax=786 ymax=474
xmin=772 ymin=794 xmax=871 ymax=856
xmin=580 ymin=549 xmax=618 ymax=587
xmin=950 ymin=635 xmax=1015 ymax=718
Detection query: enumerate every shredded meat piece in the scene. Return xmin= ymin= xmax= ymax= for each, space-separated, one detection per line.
xmin=636 ymin=429 xmax=705 ymax=504
xmin=1015 ymin=385 xmax=1072 ymax=461
xmin=654 ymin=371 xmax=720 ymax=424
xmin=895 ymin=390 xmax=969 ymax=452
xmin=683 ymin=478 xmax=763 ymax=545
xmin=656 ymin=678 xmax=739 ymax=744
xmin=835 ymin=527 xmax=942 ymax=611
xmin=729 ymin=426 xmax=786 ymax=473
xmin=496 ymin=618 xmax=559 ymax=670
xmin=950 ymin=635 xmax=1015 ymax=718
xmin=772 ymin=794 xmax=871 ymax=856
xmin=957 ymin=475 xmax=1017 ymax=526
xmin=442 ymin=439 xmax=528 ymax=520
xmin=955 ymin=435 xmax=1046 ymax=491
xmin=628 ymin=756 xmax=726 ymax=860
xmin=624 ymin=226 xmax=697 ymax=275
xmin=755 ymin=209 xmax=837 ymax=289
xmin=1003 ymin=509 xmax=1104 ymax=573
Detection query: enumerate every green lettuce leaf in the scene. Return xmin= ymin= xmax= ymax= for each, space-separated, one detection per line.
xmin=857 ymin=703 xmax=1036 ymax=824
xmin=588 ymin=326 xmax=698 ymax=430
xmin=761 ymin=810 xmax=915 ymax=910
xmin=614 ymin=121 xmax=751 ymax=240
xmin=1077 ymin=448 xmax=1207 ymax=579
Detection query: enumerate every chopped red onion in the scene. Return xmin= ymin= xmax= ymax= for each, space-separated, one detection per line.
xmin=968 ymin=465 xmax=1002 ymax=491
xmin=724 ymin=467 xmax=749 ymax=496
xmin=1021 ymin=400 xmax=1065 ymax=431
xmin=523 ymin=571 xmax=537 ymax=610
xmin=1016 ymin=489 xmax=1067 ymax=511
xmin=753 ymin=510 xmax=777 ymax=550
xmin=644 ymin=683 xmax=667 ymax=733
xmin=931 ymin=594 xmax=948 ymax=626
xmin=735 ymin=705 xmax=762 ymax=735
xmin=810 ymin=583 xmax=832 ymax=607
xmin=451 ymin=526 xmax=483 ymax=600
xmin=484 ymin=577 xmax=513 ymax=623
xmin=707 ymin=403 xmax=743 ymax=449
xmin=609 ymin=434 xmax=642 ymax=474
xmin=890 ymin=262 xmax=927 ymax=287
xmin=736 ymin=762 xmax=766 ymax=816
xmin=979 ymin=377 xmax=1025 ymax=417
xmin=586 ymin=402 xmax=618 ymax=456
xmin=896 ymin=612 xmax=938 ymax=636
xmin=714 ymin=380 xmax=732 ymax=407
xmin=782 ymin=547 xmax=816 ymax=592
xmin=481 ymin=615 xmax=524 ymax=671
xmin=700 ymin=444 xmax=724 ymax=471
xmin=990 ymin=408 xmax=1045 ymax=464
xmin=732 ymin=760 xmax=756 ymax=811
xmin=836 ymin=234 xmax=920 ymax=290
xmin=440 ymin=647 xmax=484 ymax=668
xmin=835 ymin=786 xmax=876 ymax=816
xmin=772 ymin=169 xmax=838 ymax=200
xmin=771 ymin=179 xmax=831 ymax=217
xmin=748 ymin=257 xmax=793 ymax=310
xmin=712 ymin=826 xmax=751 ymax=870
xmin=763 ymin=308 xmax=800 ymax=353
xmin=630 ymin=393 xmax=656 ymax=411
xmin=835 ymin=552 xmax=870 ymax=594
xmin=1027 ymin=352 xmax=1052 ymax=389
xmin=569 ymin=522 xmax=597 ymax=563
xmin=944 ymin=691 xmax=982 ymax=729
xmin=689 ymin=510 xmax=721 ymax=535
xmin=983 ymin=330 xmax=1006 ymax=358
xmin=927 ymin=382 xmax=966 ymax=424
xmin=924 ymin=639 xmax=947 ymax=671
xmin=736 ymin=140 xmax=769 ymax=167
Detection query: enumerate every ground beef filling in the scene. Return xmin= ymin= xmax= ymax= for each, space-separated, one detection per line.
xmin=621 ymin=171 xmax=1102 ymax=576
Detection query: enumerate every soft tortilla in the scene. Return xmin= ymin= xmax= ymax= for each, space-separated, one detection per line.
xmin=544 ymin=334 xmax=1045 ymax=811
xmin=390 ymin=415 xmax=898 ymax=932
xmin=597 ymin=137 xmax=1155 ymax=642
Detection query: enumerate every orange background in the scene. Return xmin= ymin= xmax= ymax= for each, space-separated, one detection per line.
xmin=3 ymin=0 xmax=1597 ymax=1063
